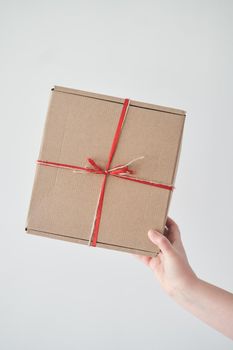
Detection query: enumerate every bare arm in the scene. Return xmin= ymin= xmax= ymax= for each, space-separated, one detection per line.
xmin=135 ymin=217 xmax=233 ymax=340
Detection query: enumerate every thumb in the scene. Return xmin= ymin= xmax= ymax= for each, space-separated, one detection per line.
xmin=148 ymin=229 xmax=174 ymax=256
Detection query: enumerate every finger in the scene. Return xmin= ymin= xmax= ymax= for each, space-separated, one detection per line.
xmin=163 ymin=226 xmax=169 ymax=237
xmin=166 ymin=216 xmax=181 ymax=240
xmin=163 ymin=226 xmax=176 ymax=244
xmin=133 ymin=254 xmax=152 ymax=266
xmin=148 ymin=229 xmax=174 ymax=256
xmin=148 ymin=254 xmax=162 ymax=270
xmin=166 ymin=216 xmax=179 ymax=231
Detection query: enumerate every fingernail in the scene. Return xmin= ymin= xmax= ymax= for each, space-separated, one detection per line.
xmin=148 ymin=229 xmax=156 ymax=237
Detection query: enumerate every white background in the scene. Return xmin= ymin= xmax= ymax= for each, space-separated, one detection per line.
xmin=1 ymin=1 xmax=233 ymax=349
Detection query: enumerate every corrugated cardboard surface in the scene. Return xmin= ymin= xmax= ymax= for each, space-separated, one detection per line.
xmin=25 ymin=86 xmax=186 ymax=257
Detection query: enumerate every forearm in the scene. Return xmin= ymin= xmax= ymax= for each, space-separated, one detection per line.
xmin=171 ymin=277 xmax=233 ymax=340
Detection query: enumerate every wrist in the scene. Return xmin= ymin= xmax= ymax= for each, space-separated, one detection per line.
xmin=169 ymin=272 xmax=201 ymax=305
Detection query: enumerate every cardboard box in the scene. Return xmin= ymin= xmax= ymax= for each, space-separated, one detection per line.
xmin=25 ymin=85 xmax=186 ymax=257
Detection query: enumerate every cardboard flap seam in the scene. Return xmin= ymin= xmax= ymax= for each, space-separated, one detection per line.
xmin=26 ymin=228 xmax=158 ymax=255
xmin=52 ymin=86 xmax=186 ymax=117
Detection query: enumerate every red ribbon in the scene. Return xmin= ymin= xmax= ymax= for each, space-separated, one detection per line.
xmin=36 ymin=98 xmax=174 ymax=247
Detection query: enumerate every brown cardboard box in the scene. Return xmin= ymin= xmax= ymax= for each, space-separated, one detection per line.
xmin=25 ymin=85 xmax=186 ymax=257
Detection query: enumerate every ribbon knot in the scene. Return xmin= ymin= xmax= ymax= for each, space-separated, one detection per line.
xmin=85 ymin=158 xmax=134 ymax=176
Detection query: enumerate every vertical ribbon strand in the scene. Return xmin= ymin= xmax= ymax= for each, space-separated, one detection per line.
xmin=89 ymin=99 xmax=131 ymax=246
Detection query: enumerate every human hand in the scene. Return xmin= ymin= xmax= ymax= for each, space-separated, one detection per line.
xmin=135 ymin=217 xmax=233 ymax=340
xmin=135 ymin=217 xmax=198 ymax=298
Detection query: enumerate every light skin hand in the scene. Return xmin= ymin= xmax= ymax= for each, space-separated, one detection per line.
xmin=134 ymin=217 xmax=233 ymax=340
xmin=136 ymin=217 xmax=197 ymax=296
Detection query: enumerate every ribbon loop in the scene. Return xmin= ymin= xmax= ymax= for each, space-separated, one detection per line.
xmin=87 ymin=158 xmax=104 ymax=173
xmin=109 ymin=166 xmax=133 ymax=175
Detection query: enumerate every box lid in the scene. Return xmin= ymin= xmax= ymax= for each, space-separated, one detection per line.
xmin=25 ymin=85 xmax=185 ymax=256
